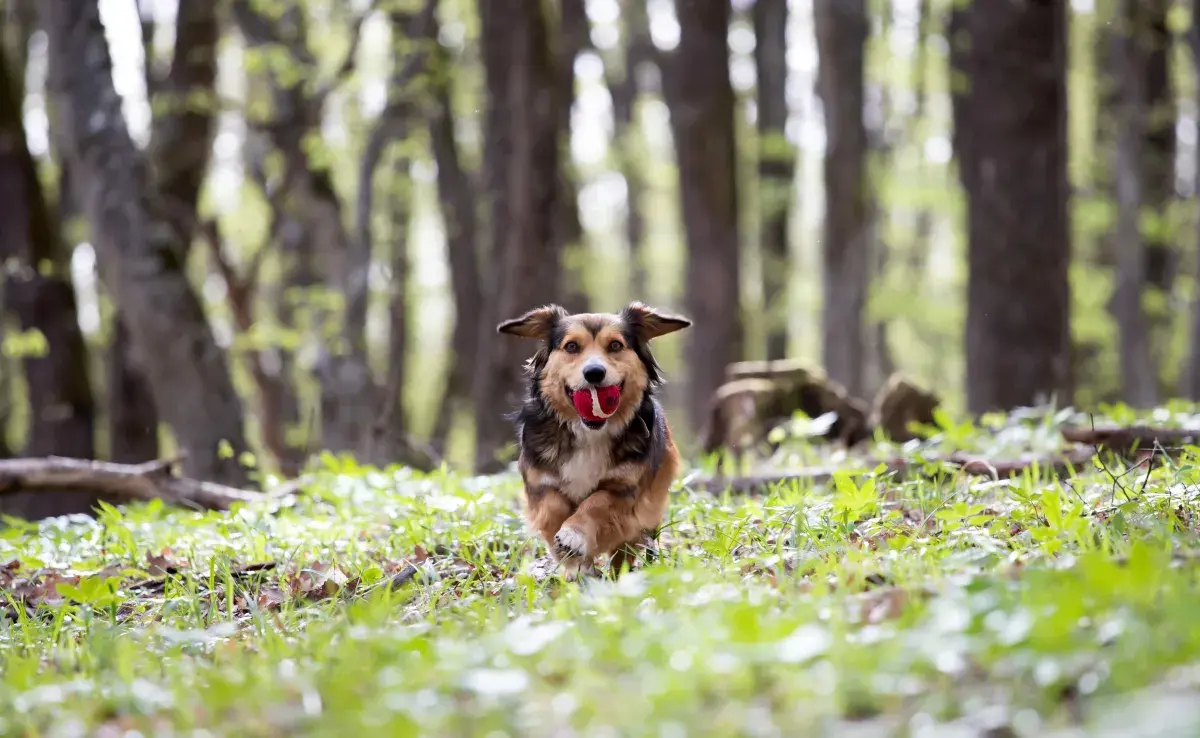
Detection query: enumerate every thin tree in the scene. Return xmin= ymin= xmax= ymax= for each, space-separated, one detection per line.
xmin=426 ymin=13 xmax=483 ymax=458
xmin=754 ymin=0 xmax=794 ymax=361
xmin=949 ymin=0 xmax=1072 ymax=413
xmin=814 ymin=0 xmax=870 ymax=399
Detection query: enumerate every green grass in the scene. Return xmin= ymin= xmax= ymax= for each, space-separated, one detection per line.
xmin=4 ymin=409 xmax=1200 ymax=736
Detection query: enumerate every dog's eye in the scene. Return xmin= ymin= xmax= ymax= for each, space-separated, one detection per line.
xmin=608 ymin=340 xmax=623 ymax=352
xmin=562 ymin=340 xmax=580 ymax=354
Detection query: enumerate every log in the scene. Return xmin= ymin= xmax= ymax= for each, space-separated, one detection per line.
xmin=688 ymin=444 xmax=1098 ymax=495
xmin=870 ymin=373 xmax=942 ymax=443
xmin=701 ymin=360 xmax=871 ymax=453
xmin=1060 ymin=425 xmax=1200 ymax=454
xmin=0 ymin=456 xmax=266 ymax=511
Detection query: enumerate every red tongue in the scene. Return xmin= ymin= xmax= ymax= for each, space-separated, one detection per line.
xmin=571 ymin=385 xmax=621 ymax=422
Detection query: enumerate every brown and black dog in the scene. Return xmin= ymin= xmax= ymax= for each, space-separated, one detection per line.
xmin=497 ymin=301 xmax=691 ymax=580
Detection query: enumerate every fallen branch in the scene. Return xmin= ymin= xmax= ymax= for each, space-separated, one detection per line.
xmin=1060 ymin=425 xmax=1200 ymax=455
xmin=0 ymin=457 xmax=265 ymax=511
xmin=687 ymin=444 xmax=1099 ymax=495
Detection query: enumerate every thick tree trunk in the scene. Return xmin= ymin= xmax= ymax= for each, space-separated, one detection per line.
xmin=427 ymin=29 xmax=483 ymax=457
xmin=0 ymin=22 xmax=99 ymax=518
xmin=473 ymin=0 xmax=561 ymax=472
xmin=110 ymin=0 xmax=219 ymax=463
xmin=814 ymin=0 xmax=869 ymax=400
xmin=753 ymin=0 xmax=794 ymax=361
xmin=106 ymin=319 xmax=159 ymax=463
xmin=662 ymin=0 xmax=742 ymax=434
xmin=46 ymin=0 xmax=251 ymax=486
xmin=949 ymin=0 xmax=1073 ymax=414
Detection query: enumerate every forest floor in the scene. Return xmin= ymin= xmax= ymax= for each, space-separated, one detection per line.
xmin=3 ymin=408 xmax=1200 ymax=736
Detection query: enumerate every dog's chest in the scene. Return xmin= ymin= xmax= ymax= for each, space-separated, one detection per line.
xmin=557 ymin=441 xmax=612 ymax=503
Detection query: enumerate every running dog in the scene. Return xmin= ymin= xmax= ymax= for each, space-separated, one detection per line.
xmin=497 ymin=301 xmax=691 ymax=579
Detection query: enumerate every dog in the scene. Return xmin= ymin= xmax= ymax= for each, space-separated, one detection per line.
xmin=497 ymin=301 xmax=691 ymax=580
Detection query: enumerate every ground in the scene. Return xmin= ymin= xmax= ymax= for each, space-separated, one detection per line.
xmin=2 ymin=407 xmax=1200 ymax=737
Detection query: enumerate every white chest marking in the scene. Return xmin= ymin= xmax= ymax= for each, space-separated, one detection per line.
xmin=558 ymin=439 xmax=611 ymax=503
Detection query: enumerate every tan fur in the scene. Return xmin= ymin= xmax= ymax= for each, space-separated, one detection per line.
xmin=499 ymin=304 xmax=690 ymax=581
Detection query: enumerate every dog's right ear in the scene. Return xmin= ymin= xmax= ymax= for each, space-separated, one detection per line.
xmin=497 ymin=304 xmax=568 ymax=340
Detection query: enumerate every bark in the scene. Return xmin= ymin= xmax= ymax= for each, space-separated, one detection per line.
xmin=662 ymin=0 xmax=742 ymax=433
xmin=607 ymin=0 xmax=653 ymax=299
xmin=949 ymin=0 xmax=1072 ymax=414
xmin=1183 ymin=1 xmax=1200 ymax=400
xmin=753 ymin=0 xmax=794 ymax=361
xmin=381 ymin=159 xmax=410 ymax=444
xmin=427 ymin=27 xmax=483 ymax=457
xmin=110 ymin=0 xmax=216 ymax=466
xmin=1137 ymin=0 xmax=1176 ymax=362
xmin=555 ymin=0 xmax=589 ymax=313
xmin=814 ymin=0 xmax=869 ymax=400
xmin=473 ymin=0 xmax=561 ymax=472
xmin=1112 ymin=0 xmax=1159 ymax=408
xmin=0 ymin=20 xmax=99 ymax=518
xmin=45 ymin=0 xmax=251 ymax=486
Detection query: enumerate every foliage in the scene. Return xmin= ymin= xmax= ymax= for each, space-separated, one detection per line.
xmin=4 ymin=410 xmax=1200 ymax=734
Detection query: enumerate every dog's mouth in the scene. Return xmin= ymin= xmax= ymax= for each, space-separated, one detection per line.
xmin=568 ymin=381 xmax=624 ymax=429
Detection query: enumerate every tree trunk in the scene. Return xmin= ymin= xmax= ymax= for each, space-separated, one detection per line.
xmin=1136 ymin=0 xmax=1175 ymax=388
xmin=46 ymin=0 xmax=251 ymax=486
xmin=607 ymin=0 xmax=652 ymax=300
xmin=949 ymin=0 xmax=1072 ymax=414
xmin=661 ymin=0 xmax=742 ymax=434
xmin=473 ymin=0 xmax=561 ymax=472
xmin=0 ymin=20 xmax=99 ymax=518
xmin=110 ymin=0 xmax=220 ymax=463
xmin=1182 ymin=0 xmax=1200 ymax=400
xmin=1111 ymin=0 xmax=1160 ymax=408
xmin=427 ymin=27 xmax=483 ymax=457
xmin=555 ymin=0 xmax=589 ymax=313
xmin=753 ymin=0 xmax=794 ymax=361
xmin=814 ymin=0 xmax=869 ymax=400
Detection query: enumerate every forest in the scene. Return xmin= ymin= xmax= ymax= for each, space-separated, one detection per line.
xmin=2 ymin=0 xmax=1200 ymax=735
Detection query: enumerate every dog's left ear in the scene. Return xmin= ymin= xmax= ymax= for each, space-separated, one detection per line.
xmin=622 ymin=301 xmax=692 ymax=341
xmin=497 ymin=304 xmax=568 ymax=340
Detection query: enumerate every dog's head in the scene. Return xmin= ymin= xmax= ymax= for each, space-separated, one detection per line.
xmin=498 ymin=302 xmax=691 ymax=431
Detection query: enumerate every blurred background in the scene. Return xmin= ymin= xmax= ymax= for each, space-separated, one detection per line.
xmin=0 ymin=0 xmax=1192 ymax=516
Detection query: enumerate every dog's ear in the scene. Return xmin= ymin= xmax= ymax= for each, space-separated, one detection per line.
xmin=622 ymin=301 xmax=691 ymax=341
xmin=497 ymin=304 xmax=568 ymax=340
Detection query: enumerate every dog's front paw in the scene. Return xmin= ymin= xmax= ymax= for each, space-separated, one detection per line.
xmin=553 ymin=526 xmax=589 ymax=561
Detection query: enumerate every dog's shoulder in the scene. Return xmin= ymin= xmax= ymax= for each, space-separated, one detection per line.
xmin=612 ymin=393 xmax=669 ymax=473
xmin=514 ymin=393 xmax=574 ymax=469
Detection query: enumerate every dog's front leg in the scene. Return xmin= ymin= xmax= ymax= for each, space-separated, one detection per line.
xmin=554 ymin=488 xmax=640 ymax=580
xmin=526 ymin=487 xmax=576 ymax=556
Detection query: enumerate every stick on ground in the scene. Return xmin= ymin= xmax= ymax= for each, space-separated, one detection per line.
xmin=0 ymin=457 xmax=266 ymax=511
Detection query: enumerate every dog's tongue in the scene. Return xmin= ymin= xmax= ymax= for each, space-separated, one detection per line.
xmin=572 ymin=385 xmax=621 ymax=423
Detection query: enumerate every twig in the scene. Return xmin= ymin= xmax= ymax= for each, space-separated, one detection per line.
xmin=0 ymin=457 xmax=263 ymax=511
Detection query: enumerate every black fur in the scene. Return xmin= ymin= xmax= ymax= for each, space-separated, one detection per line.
xmin=510 ymin=310 xmax=669 ymax=477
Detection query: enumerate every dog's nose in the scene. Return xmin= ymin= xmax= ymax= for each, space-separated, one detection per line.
xmin=582 ymin=365 xmax=607 ymax=385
